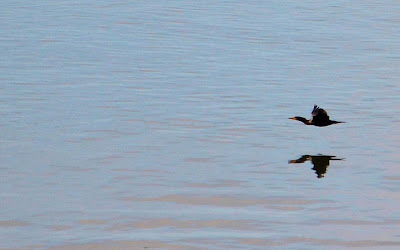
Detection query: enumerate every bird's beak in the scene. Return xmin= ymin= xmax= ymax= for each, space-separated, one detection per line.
xmin=289 ymin=117 xmax=296 ymax=120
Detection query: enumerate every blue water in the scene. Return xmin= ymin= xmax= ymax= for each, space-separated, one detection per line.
xmin=1 ymin=1 xmax=400 ymax=249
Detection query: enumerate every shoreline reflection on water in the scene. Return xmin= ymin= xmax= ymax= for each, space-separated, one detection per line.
xmin=289 ymin=154 xmax=344 ymax=178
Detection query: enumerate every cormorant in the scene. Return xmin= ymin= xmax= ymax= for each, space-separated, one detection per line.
xmin=289 ymin=105 xmax=344 ymax=127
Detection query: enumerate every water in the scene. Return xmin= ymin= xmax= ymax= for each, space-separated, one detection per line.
xmin=1 ymin=1 xmax=400 ymax=249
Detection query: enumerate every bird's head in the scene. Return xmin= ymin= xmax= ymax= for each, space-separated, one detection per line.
xmin=289 ymin=116 xmax=303 ymax=121
xmin=289 ymin=116 xmax=311 ymax=125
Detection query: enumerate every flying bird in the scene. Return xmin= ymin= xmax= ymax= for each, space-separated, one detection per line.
xmin=289 ymin=105 xmax=344 ymax=127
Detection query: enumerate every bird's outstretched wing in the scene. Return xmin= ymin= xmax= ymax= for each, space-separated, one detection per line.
xmin=311 ymin=105 xmax=330 ymax=122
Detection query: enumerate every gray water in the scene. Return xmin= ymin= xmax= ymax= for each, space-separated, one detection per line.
xmin=1 ymin=1 xmax=400 ymax=249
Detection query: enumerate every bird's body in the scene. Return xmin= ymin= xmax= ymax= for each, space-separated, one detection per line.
xmin=289 ymin=105 xmax=344 ymax=127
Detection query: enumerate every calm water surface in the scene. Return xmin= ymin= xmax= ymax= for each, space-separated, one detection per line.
xmin=1 ymin=1 xmax=400 ymax=249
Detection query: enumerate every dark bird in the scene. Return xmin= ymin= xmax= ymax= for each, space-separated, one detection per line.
xmin=289 ymin=154 xmax=344 ymax=178
xmin=289 ymin=105 xmax=344 ymax=127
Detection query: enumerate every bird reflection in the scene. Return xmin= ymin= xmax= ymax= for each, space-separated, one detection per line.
xmin=288 ymin=154 xmax=344 ymax=178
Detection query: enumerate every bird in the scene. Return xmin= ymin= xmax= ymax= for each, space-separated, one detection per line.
xmin=288 ymin=154 xmax=344 ymax=178
xmin=289 ymin=105 xmax=344 ymax=127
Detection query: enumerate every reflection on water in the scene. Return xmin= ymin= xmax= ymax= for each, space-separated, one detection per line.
xmin=289 ymin=154 xmax=344 ymax=178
